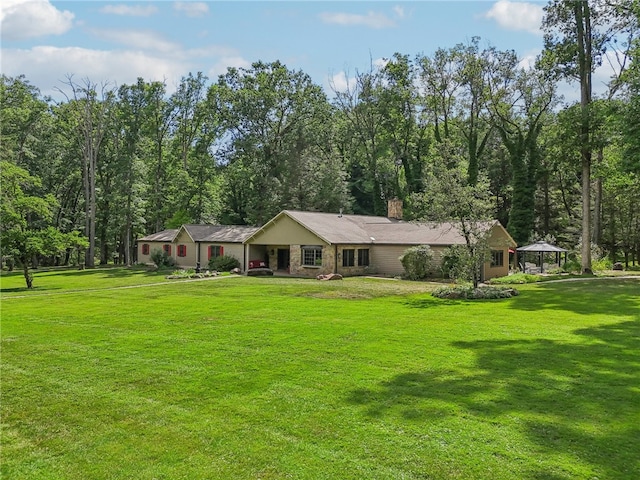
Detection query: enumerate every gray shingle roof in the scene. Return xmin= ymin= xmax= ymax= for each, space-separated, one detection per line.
xmin=283 ymin=211 xmax=501 ymax=246
xmin=140 ymin=225 xmax=259 ymax=243
xmin=138 ymin=229 xmax=179 ymax=242
xmin=189 ymin=225 xmax=260 ymax=243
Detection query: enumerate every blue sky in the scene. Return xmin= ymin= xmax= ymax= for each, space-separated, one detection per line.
xmin=1 ymin=1 xmax=602 ymax=102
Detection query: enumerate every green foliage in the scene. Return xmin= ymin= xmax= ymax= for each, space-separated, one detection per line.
xmin=165 ymin=268 xmax=218 ymax=279
xmin=216 ymin=60 xmax=348 ymax=224
xmin=441 ymin=243 xmax=489 ymax=287
xmin=208 ymin=254 xmax=240 ymax=272
xmin=592 ymin=258 xmax=613 ymax=271
xmin=165 ymin=209 xmax=192 ymax=229
xmin=150 ymin=249 xmax=175 ymax=268
xmin=0 ymin=161 xmax=87 ymax=288
xmin=399 ymin=245 xmax=435 ymax=280
xmin=562 ymin=260 xmax=582 ymax=274
xmin=172 ymin=268 xmax=195 ymax=277
xmin=432 ymin=284 xmax=519 ymax=299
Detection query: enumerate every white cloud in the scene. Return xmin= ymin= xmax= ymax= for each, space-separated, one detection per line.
xmin=373 ymin=57 xmax=389 ymax=69
xmin=484 ymin=1 xmax=543 ymax=35
xmin=2 ymin=43 xmax=252 ymax=99
xmin=393 ymin=6 xmax=405 ymax=19
xmin=319 ymin=11 xmax=396 ymax=29
xmin=90 ymin=29 xmax=181 ymax=54
xmin=1 ymin=0 xmax=74 ymax=41
xmin=99 ymin=5 xmax=158 ymax=17
xmin=207 ymin=56 xmax=252 ymax=79
xmin=518 ymin=48 xmax=540 ymax=70
xmin=173 ymin=2 xmax=209 ymax=18
xmin=328 ymin=71 xmax=352 ymax=93
xmin=1 ymin=46 xmax=191 ymax=99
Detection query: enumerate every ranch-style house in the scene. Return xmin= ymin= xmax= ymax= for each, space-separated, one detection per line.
xmin=137 ymin=200 xmax=516 ymax=280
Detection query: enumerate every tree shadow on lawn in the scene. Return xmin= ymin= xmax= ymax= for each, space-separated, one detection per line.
xmin=348 ymin=320 xmax=640 ymax=478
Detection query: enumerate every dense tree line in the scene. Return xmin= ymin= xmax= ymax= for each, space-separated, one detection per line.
xmin=2 ymin=0 xmax=639 ymax=285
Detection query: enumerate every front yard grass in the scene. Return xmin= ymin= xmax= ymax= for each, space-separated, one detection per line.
xmin=2 ymin=269 xmax=639 ymax=479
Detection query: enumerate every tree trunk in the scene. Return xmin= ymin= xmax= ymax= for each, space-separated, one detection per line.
xmin=576 ymin=1 xmax=593 ymax=274
xmin=21 ymin=257 xmax=33 ymax=289
xmin=124 ymin=221 xmax=132 ymax=267
xmin=85 ymin=148 xmax=97 ymax=268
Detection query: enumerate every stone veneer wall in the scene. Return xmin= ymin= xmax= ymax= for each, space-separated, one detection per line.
xmin=336 ymin=245 xmax=370 ymax=276
xmin=289 ymin=244 xmax=334 ymax=277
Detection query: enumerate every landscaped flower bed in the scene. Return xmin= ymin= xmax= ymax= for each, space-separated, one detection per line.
xmin=432 ymin=284 xmax=519 ymax=299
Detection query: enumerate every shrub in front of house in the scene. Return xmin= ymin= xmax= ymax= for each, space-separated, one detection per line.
xmin=150 ymin=249 xmax=175 ymax=268
xmin=399 ymin=245 xmax=435 ymax=280
xmin=208 ymin=255 xmax=241 ymax=272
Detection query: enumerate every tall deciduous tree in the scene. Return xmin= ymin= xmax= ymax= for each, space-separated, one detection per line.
xmin=541 ymin=0 xmax=628 ymax=272
xmin=115 ymin=79 xmax=149 ymax=265
xmin=61 ymin=78 xmax=115 ymax=267
xmin=0 ymin=75 xmax=50 ymax=167
xmin=411 ymin=140 xmax=494 ymax=287
xmin=143 ymin=80 xmax=175 ymax=232
xmin=332 ymin=69 xmax=389 ymax=215
xmin=216 ymin=61 xmax=346 ymax=224
xmin=486 ymin=52 xmax=557 ymax=245
xmin=377 ymin=54 xmax=429 ymax=200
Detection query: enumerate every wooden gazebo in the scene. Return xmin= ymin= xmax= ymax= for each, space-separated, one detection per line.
xmin=517 ymin=241 xmax=568 ymax=273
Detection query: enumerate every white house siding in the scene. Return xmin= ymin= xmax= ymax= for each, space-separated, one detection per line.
xmin=138 ymin=241 xmax=174 ymax=265
xmin=174 ymin=230 xmax=197 ymax=267
xmin=370 ymin=245 xmax=409 ymax=276
xmin=371 ymin=244 xmax=449 ymax=277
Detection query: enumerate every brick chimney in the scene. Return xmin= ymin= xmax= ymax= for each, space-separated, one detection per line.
xmin=387 ymin=198 xmax=403 ymax=220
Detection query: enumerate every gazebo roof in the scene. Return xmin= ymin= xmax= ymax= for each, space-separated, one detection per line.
xmin=516 ymin=241 xmax=568 ymax=253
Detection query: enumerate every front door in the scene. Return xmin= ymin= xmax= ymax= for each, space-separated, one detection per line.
xmin=277 ymin=248 xmax=290 ymax=271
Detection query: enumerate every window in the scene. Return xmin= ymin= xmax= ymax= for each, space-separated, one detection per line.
xmin=358 ymin=248 xmax=370 ymax=267
xmin=342 ymin=249 xmax=355 ymax=267
xmin=177 ymin=244 xmax=187 ymax=257
xmin=162 ymin=244 xmax=171 ymax=256
xmin=208 ymin=245 xmax=224 ymax=259
xmin=142 ymin=244 xmax=150 ymax=255
xmin=491 ymin=250 xmax=504 ymax=267
xmin=301 ymin=246 xmax=322 ymax=266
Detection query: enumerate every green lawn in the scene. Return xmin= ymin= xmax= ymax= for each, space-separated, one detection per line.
xmin=2 ymin=269 xmax=639 ymax=479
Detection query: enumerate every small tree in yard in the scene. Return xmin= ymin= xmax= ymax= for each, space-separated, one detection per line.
xmin=400 ymin=245 xmax=435 ymax=280
xmin=1 ymin=161 xmax=88 ymax=288
xmin=442 ymin=243 xmax=490 ymax=285
xmin=410 ymin=141 xmax=494 ymax=288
